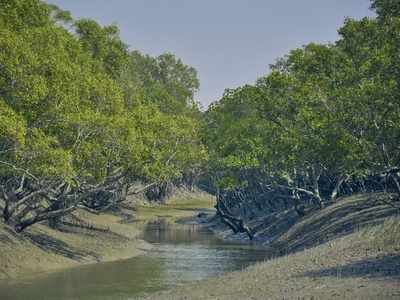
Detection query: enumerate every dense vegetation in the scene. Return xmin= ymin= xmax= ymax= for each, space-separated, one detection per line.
xmin=203 ymin=0 xmax=400 ymax=237
xmin=0 ymin=0 xmax=399 ymax=235
xmin=0 ymin=0 xmax=207 ymax=232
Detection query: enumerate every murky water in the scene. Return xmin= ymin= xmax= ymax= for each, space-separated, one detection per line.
xmin=0 ymin=219 xmax=268 ymax=300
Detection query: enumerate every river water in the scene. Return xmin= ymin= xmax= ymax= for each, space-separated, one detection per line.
xmin=0 ymin=219 xmax=268 ymax=300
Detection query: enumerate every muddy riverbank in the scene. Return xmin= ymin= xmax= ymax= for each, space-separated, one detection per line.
xmin=144 ymin=194 xmax=400 ymax=300
xmin=0 ymin=193 xmax=273 ymax=300
xmin=0 ymin=190 xmax=214 ymax=280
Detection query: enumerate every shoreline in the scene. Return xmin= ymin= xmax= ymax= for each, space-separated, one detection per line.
xmin=206 ymin=193 xmax=400 ymax=250
xmin=143 ymin=217 xmax=400 ymax=300
xmin=0 ymin=190 xmax=215 ymax=281
xmin=2 ymin=192 xmax=399 ymax=300
xmin=143 ymin=194 xmax=400 ymax=300
xmin=0 ymin=209 xmax=151 ymax=281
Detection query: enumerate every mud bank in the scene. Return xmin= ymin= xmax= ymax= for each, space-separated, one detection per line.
xmin=0 ymin=190 xmax=214 ymax=280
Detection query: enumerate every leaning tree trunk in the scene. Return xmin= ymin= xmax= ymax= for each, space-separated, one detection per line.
xmin=330 ymin=174 xmax=351 ymax=202
xmin=15 ymin=205 xmax=78 ymax=233
xmin=390 ymin=172 xmax=400 ymax=200
xmin=215 ymin=192 xmax=254 ymax=240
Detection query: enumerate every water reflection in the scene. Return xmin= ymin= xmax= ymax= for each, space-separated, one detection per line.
xmin=142 ymin=220 xmax=268 ymax=285
xmin=0 ymin=219 xmax=268 ymax=300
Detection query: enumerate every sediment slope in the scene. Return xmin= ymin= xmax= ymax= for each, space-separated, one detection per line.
xmin=144 ymin=194 xmax=400 ymax=299
xmin=0 ymin=190 xmax=214 ymax=280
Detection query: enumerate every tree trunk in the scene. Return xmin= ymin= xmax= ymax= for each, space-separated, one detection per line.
xmin=286 ymin=174 xmax=306 ymax=217
xmin=1 ymin=188 xmax=11 ymax=222
xmin=6 ymin=189 xmax=46 ymax=221
xmin=215 ymin=194 xmax=254 ymax=240
xmin=330 ymin=174 xmax=350 ymax=202
xmin=3 ymin=200 xmax=10 ymax=222
xmin=15 ymin=205 xmax=78 ymax=233
xmin=311 ymin=166 xmax=324 ymax=209
xmin=292 ymin=190 xmax=305 ymax=217
xmin=390 ymin=172 xmax=400 ymax=199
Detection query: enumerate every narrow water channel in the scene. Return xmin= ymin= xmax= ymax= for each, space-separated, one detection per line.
xmin=0 ymin=219 xmax=268 ymax=300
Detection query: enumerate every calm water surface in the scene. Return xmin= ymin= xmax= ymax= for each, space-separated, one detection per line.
xmin=0 ymin=219 xmax=268 ymax=300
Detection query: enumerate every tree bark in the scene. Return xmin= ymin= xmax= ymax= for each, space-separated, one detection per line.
xmin=15 ymin=205 xmax=78 ymax=233
xmin=7 ymin=189 xmax=46 ymax=219
xmin=276 ymin=184 xmax=323 ymax=209
xmin=215 ymin=195 xmax=254 ymax=240
xmin=330 ymin=174 xmax=350 ymax=202
xmin=389 ymin=172 xmax=400 ymax=199
xmin=311 ymin=166 xmax=324 ymax=208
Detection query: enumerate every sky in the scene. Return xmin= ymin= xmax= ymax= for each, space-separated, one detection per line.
xmin=45 ymin=0 xmax=375 ymax=108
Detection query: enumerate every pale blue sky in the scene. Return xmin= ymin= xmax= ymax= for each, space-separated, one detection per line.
xmin=46 ymin=0 xmax=375 ymax=108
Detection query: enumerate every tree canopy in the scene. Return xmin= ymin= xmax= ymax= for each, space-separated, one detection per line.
xmin=204 ymin=0 xmax=400 ymax=228
xmin=1 ymin=0 xmax=399 ymax=234
xmin=0 ymin=0 xmax=207 ymax=232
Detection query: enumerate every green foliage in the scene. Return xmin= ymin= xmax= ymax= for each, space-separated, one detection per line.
xmin=371 ymin=0 xmax=400 ymax=20
xmin=0 ymin=99 xmax=26 ymax=146
xmin=125 ymin=51 xmax=200 ymax=114
xmin=2 ymin=0 xmax=398 ymax=231
xmin=74 ymin=19 xmax=129 ymax=79
xmin=0 ymin=0 xmax=51 ymax=30
xmin=205 ymin=0 xmax=400 ymax=208
xmin=20 ymin=129 xmax=74 ymax=180
xmin=0 ymin=0 xmax=207 ymax=231
xmin=0 ymin=0 xmax=205 ymax=185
